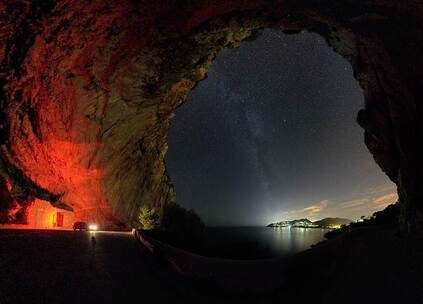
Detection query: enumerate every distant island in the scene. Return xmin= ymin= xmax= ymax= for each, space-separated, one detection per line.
xmin=267 ymin=217 xmax=352 ymax=229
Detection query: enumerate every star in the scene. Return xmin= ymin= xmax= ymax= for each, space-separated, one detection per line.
xmin=166 ymin=29 xmax=394 ymax=226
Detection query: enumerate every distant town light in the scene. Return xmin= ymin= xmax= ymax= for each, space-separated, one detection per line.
xmin=88 ymin=224 xmax=98 ymax=231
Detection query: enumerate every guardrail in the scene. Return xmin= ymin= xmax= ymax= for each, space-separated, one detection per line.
xmin=133 ymin=229 xmax=290 ymax=293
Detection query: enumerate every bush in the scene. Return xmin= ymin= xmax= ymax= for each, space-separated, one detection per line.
xmin=162 ymin=204 xmax=204 ymax=233
xmin=372 ymin=203 xmax=399 ymax=226
xmin=139 ymin=206 xmax=160 ymax=230
xmin=156 ymin=203 xmax=205 ymax=251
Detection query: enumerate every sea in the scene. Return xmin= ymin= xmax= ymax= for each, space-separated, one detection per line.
xmin=202 ymin=226 xmax=331 ymax=258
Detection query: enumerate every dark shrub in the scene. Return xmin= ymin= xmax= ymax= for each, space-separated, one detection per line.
xmin=372 ymin=203 xmax=399 ymax=226
xmin=162 ymin=204 xmax=204 ymax=232
xmin=156 ymin=203 xmax=205 ymax=251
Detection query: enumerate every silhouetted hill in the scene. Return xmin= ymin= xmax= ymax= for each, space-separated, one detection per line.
xmin=313 ymin=218 xmax=352 ymax=227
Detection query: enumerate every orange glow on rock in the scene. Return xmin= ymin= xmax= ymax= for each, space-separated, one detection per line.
xmin=4 ymin=178 xmax=12 ymax=192
xmin=3 ymin=0 xmax=276 ymax=228
xmin=10 ymin=137 xmax=109 ymax=224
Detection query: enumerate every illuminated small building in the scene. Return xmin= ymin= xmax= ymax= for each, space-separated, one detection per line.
xmin=1 ymin=199 xmax=74 ymax=230
xmin=26 ymin=199 xmax=74 ymax=229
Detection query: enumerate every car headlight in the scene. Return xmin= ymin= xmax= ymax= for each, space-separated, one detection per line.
xmin=88 ymin=224 xmax=98 ymax=230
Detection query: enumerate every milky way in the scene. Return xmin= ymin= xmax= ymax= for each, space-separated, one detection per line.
xmin=167 ymin=29 xmax=396 ymax=226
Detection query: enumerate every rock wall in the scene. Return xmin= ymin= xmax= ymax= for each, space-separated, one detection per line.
xmin=0 ymin=0 xmax=422 ymax=231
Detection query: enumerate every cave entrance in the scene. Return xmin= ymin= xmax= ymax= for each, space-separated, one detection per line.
xmin=2 ymin=1 xmax=416 ymax=233
xmin=166 ymin=29 xmax=396 ymax=229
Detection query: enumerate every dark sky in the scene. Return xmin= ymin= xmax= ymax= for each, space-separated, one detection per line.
xmin=166 ymin=30 xmax=397 ymax=226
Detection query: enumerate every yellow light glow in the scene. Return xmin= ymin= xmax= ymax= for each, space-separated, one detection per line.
xmin=88 ymin=224 xmax=98 ymax=230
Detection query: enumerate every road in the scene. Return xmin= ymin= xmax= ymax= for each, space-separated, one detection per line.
xmin=0 ymin=230 xmax=208 ymax=304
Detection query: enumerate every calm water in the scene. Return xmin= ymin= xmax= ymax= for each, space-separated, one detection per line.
xmin=203 ymin=226 xmax=331 ymax=258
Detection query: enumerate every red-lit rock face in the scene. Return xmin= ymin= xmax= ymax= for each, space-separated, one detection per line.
xmin=1 ymin=1 xmax=423 ymax=231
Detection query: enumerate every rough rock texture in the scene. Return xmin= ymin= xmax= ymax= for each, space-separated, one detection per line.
xmin=0 ymin=0 xmax=422 ymax=231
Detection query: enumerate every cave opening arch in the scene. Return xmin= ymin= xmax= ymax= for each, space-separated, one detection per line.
xmin=166 ymin=28 xmax=396 ymax=227
xmin=0 ymin=1 xmax=421 ymax=233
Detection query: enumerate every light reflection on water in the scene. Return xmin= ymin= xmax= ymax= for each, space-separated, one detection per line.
xmin=269 ymin=227 xmax=329 ymax=255
xmin=204 ymin=226 xmax=331 ymax=257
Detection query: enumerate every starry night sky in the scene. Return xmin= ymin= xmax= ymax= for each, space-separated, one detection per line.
xmin=166 ymin=30 xmax=397 ymax=226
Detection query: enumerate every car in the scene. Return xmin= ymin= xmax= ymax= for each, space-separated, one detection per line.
xmin=73 ymin=221 xmax=88 ymax=231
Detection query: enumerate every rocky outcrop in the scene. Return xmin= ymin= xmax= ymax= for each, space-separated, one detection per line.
xmin=0 ymin=1 xmax=422 ymax=231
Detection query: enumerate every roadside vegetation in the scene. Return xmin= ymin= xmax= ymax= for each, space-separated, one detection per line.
xmin=139 ymin=206 xmax=160 ymax=230
xmin=139 ymin=203 xmax=205 ymax=250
